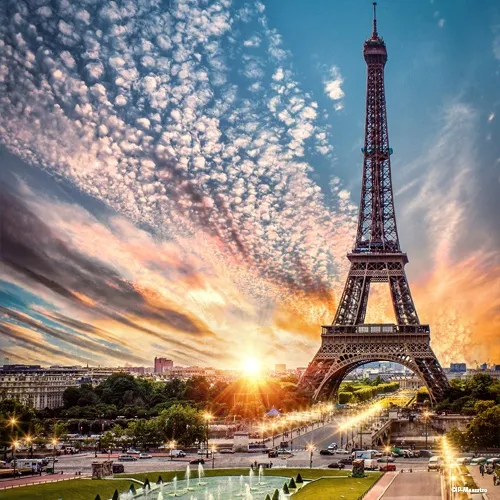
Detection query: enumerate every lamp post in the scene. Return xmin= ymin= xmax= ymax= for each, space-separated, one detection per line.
xmin=308 ymin=444 xmax=314 ymax=469
xmin=203 ymin=413 xmax=213 ymax=459
xmin=52 ymin=439 xmax=57 ymax=474
xmin=169 ymin=440 xmax=176 ymax=461
xmin=423 ymin=411 xmax=430 ymax=450
xmin=271 ymin=423 xmax=276 ymax=449
xmin=385 ymin=446 xmax=391 ymax=469
xmin=211 ymin=445 xmax=216 ymax=469
xmin=12 ymin=440 xmax=19 ymax=479
xmin=290 ymin=421 xmax=293 ymax=452
xmin=26 ymin=436 xmax=33 ymax=459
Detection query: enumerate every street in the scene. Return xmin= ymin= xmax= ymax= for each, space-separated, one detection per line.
xmin=380 ymin=471 xmax=441 ymax=499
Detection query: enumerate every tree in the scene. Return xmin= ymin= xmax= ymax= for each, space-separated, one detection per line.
xmin=466 ymin=405 xmax=500 ymax=448
xmin=52 ymin=422 xmax=68 ymax=439
xmin=447 ymin=427 xmax=466 ymax=451
xmin=474 ymin=400 xmax=496 ymax=415
xmin=157 ymin=405 xmax=205 ymax=446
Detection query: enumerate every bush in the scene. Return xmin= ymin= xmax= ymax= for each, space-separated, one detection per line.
xmin=296 ymin=473 xmax=303 ymax=483
xmin=289 ymin=477 xmax=297 ymax=489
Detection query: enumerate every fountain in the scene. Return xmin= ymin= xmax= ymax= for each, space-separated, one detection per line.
xmin=244 ymin=484 xmax=253 ymax=500
xmin=248 ymin=469 xmax=254 ymax=489
xmin=157 ymin=493 xmax=164 ymax=500
xmin=216 ymin=484 xmax=221 ymax=500
xmin=227 ymin=478 xmax=233 ymax=498
xmin=258 ymin=465 xmax=264 ymax=485
xmin=239 ymin=475 xmax=244 ymax=496
xmin=186 ymin=465 xmax=191 ymax=490
xmin=198 ymin=463 xmax=206 ymax=486
xmin=278 ymin=490 xmax=286 ymax=500
xmin=173 ymin=476 xmax=178 ymax=497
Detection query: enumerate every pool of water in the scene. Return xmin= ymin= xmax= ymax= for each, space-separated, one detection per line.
xmin=131 ymin=474 xmax=293 ymax=500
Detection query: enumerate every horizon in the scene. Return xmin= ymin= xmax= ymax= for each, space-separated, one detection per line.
xmin=1 ymin=0 xmax=499 ymax=370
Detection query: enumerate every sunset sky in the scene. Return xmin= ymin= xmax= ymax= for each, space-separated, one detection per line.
xmin=0 ymin=0 xmax=499 ymax=370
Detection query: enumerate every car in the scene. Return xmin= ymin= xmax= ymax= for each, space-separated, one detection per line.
xmin=112 ymin=464 xmax=125 ymax=473
xmin=338 ymin=457 xmax=354 ymax=465
xmin=170 ymin=450 xmax=186 ymax=458
xmin=470 ymin=457 xmax=487 ymax=466
xmin=377 ymin=456 xmax=395 ymax=463
xmin=363 ymin=459 xmax=378 ymax=471
xmin=418 ymin=450 xmax=433 ymax=458
xmin=118 ymin=454 xmax=137 ymax=462
xmin=455 ymin=457 xmax=471 ymax=465
xmin=379 ymin=463 xmax=396 ymax=472
xmin=327 ymin=461 xmax=345 ymax=469
xmin=428 ymin=456 xmax=441 ymax=471
xmin=219 ymin=449 xmax=234 ymax=454
xmin=139 ymin=453 xmax=152 ymax=459
xmin=335 ymin=449 xmax=350 ymax=454
xmin=268 ymin=450 xmax=278 ymax=458
xmin=327 ymin=443 xmax=337 ymax=450
xmin=320 ymin=449 xmax=334 ymax=456
xmin=127 ymin=449 xmax=141 ymax=455
xmin=189 ymin=458 xmax=205 ymax=465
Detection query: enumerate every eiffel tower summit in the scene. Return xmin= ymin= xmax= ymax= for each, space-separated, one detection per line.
xmin=300 ymin=3 xmax=450 ymax=405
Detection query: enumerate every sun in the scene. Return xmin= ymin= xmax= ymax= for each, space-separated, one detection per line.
xmin=243 ymin=357 xmax=261 ymax=377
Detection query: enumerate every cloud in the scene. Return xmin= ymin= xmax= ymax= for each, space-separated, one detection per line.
xmin=324 ymin=65 xmax=345 ymax=110
xmin=493 ymin=25 xmax=500 ymax=60
xmin=438 ymin=19 xmax=445 ymax=28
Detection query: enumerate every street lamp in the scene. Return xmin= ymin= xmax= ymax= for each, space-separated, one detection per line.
xmin=271 ymin=423 xmax=276 ymax=449
xmin=26 ymin=435 xmax=33 ymax=459
xmin=12 ymin=440 xmax=19 ymax=479
xmin=423 ymin=411 xmax=430 ymax=450
xmin=211 ymin=445 xmax=216 ymax=469
xmin=52 ymin=439 xmax=57 ymax=474
xmin=203 ymin=412 xmax=213 ymax=458
xmin=385 ymin=446 xmax=391 ymax=468
xmin=169 ymin=440 xmax=176 ymax=461
xmin=308 ymin=444 xmax=314 ymax=469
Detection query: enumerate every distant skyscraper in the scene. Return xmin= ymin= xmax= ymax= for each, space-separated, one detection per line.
xmin=275 ymin=364 xmax=286 ymax=373
xmin=154 ymin=357 xmax=173 ymax=373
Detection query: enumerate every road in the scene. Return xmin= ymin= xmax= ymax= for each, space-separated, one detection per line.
xmin=381 ymin=471 xmax=441 ymax=499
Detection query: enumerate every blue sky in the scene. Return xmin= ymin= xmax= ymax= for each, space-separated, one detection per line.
xmin=0 ymin=0 xmax=499 ymax=369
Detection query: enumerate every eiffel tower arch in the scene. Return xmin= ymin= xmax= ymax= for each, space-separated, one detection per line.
xmin=299 ymin=3 xmax=450 ymax=405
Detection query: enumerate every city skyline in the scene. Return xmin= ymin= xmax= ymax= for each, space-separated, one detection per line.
xmin=1 ymin=0 xmax=499 ymax=370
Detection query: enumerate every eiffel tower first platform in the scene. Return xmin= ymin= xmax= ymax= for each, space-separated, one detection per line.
xmin=299 ymin=3 xmax=450 ymax=405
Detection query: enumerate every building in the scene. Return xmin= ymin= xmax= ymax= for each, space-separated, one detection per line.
xmin=450 ymin=363 xmax=467 ymax=373
xmin=154 ymin=357 xmax=173 ymax=373
xmin=0 ymin=365 xmax=85 ymax=410
xmin=274 ymin=364 xmax=286 ymax=373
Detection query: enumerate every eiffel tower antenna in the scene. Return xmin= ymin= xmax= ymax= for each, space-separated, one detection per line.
xmin=299 ymin=5 xmax=450 ymax=405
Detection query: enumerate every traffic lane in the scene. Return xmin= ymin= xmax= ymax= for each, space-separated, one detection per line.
xmin=290 ymin=423 xmax=343 ymax=450
xmin=381 ymin=471 xmax=441 ymax=499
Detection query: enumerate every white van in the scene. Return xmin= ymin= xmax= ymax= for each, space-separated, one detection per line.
xmin=13 ymin=459 xmax=44 ymax=470
xmin=364 ymin=458 xmax=378 ymax=470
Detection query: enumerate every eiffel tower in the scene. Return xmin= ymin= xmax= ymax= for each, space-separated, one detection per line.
xmin=300 ymin=3 xmax=450 ymax=405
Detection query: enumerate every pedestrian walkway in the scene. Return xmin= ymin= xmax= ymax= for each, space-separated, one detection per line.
xmin=0 ymin=473 xmax=85 ymax=490
xmin=363 ymin=471 xmax=398 ymax=500
xmin=468 ymin=466 xmax=500 ymax=500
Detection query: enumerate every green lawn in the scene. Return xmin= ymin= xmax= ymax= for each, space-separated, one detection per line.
xmin=0 ymin=479 xmax=133 ymax=500
xmin=0 ymin=469 xmax=381 ymax=500
xmin=292 ymin=475 xmax=382 ymax=500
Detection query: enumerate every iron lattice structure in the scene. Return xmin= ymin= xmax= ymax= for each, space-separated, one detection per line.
xmin=300 ymin=4 xmax=450 ymax=405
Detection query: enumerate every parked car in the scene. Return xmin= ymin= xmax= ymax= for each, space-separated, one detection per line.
xmin=127 ymin=449 xmax=141 ymax=455
xmin=470 ymin=457 xmax=487 ymax=466
xmin=139 ymin=453 xmax=152 ymax=459
xmin=189 ymin=458 xmax=205 ymax=465
xmin=268 ymin=450 xmax=278 ymax=458
xmin=379 ymin=463 xmax=396 ymax=472
xmin=338 ymin=457 xmax=354 ymax=465
xmin=418 ymin=450 xmax=433 ymax=458
xmin=377 ymin=456 xmax=395 ymax=463
xmin=219 ymin=449 xmax=234 ymax=454
xmin=170 ymin=450 xmax=186 ymax=458
xmin=428 ymin=456 xmax=441 ymax=471
xmin=118 ymin=454 xmax=137 ymax=462
xmin=320 ymin=449 xmax=334 ymax=456
xmin=327 ymin=461 xmax=345 ymax=469
xmin=335 ymin=449 xmax=350 ymax=454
